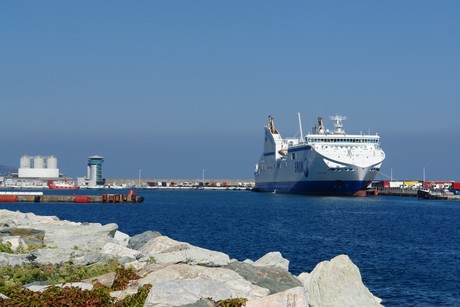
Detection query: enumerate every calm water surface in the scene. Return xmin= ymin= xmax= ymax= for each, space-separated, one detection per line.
xmin=1 ymin=189 xmax=459 ymax=306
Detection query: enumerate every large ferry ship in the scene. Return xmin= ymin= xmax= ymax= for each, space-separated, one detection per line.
xmin=254 ymin=114 xmax=385 ymax=196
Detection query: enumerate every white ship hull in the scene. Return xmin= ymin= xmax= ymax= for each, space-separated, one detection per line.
xmin=254 ymin=115 xmax=385 ymax=196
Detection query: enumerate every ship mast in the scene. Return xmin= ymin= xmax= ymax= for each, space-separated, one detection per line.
xmin=297 ymin=113 xmax=304 ymax=142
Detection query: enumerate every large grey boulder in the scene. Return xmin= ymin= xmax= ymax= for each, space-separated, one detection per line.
xmin=253 ymin=251 xmax=290 ymax=271
xmin=0 ymin=227 xmax=45 ymax=246
xmin=113 ymin=231 xmax=130 ymax=247
xmin=139 ymin=236 xmax=231 ymax=266
xmin=144 ymin=280 xmax=231 ymax=306
xmin=0 ymin=209 xmax=119 ymax=252
xmin=0 ymin=236 xmax=28 ymax=251
xmin=82 ymin=271 xmax=116 ymax=288
xmin=26 ymin=282 xmax=93 ymax=293
xmin=30 ymin=248 xmax=84 ymax=265
xmin=128 ymin=230 xmax=162 ymax=250
xmin=245 ymin=286 xmax=309 ymax=307
xmin=0 ymin=252 xmax=33 ymax=266
xmin=101 ymin=243 xmax=144 ymax=262
xmin=71 ymin=251 xmax=112 ymax=266
xmin=224 ymin=261 xmax=302 ymax=294
xmin=302 ymin=254 xmax=383 ymax=307
xmin=137 ymin=263 xmax=269 ymax=301
xmin=41 ymin=222 xmax=119 ymax=251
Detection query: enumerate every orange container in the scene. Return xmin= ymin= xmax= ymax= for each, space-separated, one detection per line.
xmin=74 ymin=196 xmax=89 ymax=203
xmin=0 ymin=195 xmax=18 ymax=202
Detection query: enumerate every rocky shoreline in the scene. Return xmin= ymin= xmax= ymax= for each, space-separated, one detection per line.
xmin=0 ymin=209 xmax=383 ymax=306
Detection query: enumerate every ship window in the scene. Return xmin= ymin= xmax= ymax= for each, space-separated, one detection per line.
xmin=291 ymin=153 xmax=296 ymax=160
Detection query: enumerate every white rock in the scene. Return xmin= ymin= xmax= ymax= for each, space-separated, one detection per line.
xmin=243 ymin=259 xmax=255 ymax=264
xmin=1 ymin=236 xmax=27 ymax=251
xmin=113 ymin=230 xmax=130 ymax=247
xmin=303 ymin=254 xmax=383 ymax=307
xmin=153 ymin=247 xmax=230 ymax=266
xmin=0 ymin=209 xmax=119 ymax=252
xmin=59 ymin=282 xmax=93 ymax=291
xmin=82 ymin=271 xmax=116 ymax=288
xmin=140 ymin=236 xmax=231 ymax=266
xmin=0 ymin=252 xmax=31 ymax=266
xmin=246 ymin=286 xmax=309 ymax=307
xmin=110 ymin=287 xmax=140 ymax=301
xmin=144 ymin=280 xmax=232 ymax=306
xmin=27 ymin=282 xmax=93 ymax=292
xmin=26 ymin=285 xmax=49 ymax=292
xmin=101 ymin=243 xmax=143 ymax=261
xmin=123 ymin=260 xmax=149 ymax=271
xmin=137 ymin=263 xmax=270 ymax=300
xmin=297 ymin=272 xmax=310 ymax=286
xmin=139 ymin=235 xmax=186 ymax=254
xmin=253 ymin=251 xmax=290 ymax=271
xmin=42 ymin=222 xmax=119 ymax=251
xmin=30 ymin=248 xmax=80 ymax=265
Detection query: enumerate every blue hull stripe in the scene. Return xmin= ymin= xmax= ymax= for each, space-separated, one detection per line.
xmin=288 ymin=145 xmax=311 ymax=153
xmin=254 ymin=180 xmax=371 ymax=196
xmin=263 ymin=145 xmax=311 ymax=156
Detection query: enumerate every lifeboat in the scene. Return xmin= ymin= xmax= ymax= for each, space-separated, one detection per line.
xmin=278 ymin=149 xmax=288 ymax=156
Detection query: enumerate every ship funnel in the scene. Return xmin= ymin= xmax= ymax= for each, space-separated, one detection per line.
xmin=268 ymin=116 xmax=279 ymax=134
xmin=316 ymin=117 xmax=325 ymax=134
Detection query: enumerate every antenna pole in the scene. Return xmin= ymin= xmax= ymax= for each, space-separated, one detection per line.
xmin=297 ymin=113 xmax=304 ymax=141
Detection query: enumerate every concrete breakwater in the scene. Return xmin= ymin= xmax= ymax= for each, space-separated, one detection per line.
xmin=0 ymin=209 xmax=383 ymax=306
xmin=0 ymin=192 xmax=144 ymax=203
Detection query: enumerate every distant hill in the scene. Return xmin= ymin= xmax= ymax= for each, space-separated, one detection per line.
xmin=0 ymin=164 xmax=15 ymax=176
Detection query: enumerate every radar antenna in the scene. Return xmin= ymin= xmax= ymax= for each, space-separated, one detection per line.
xmin=329 ymin=115 xmax=347 ymax=134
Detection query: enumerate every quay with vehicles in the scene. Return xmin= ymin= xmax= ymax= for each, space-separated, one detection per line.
xmin=367 ymin=180 xmax=460 ymax=200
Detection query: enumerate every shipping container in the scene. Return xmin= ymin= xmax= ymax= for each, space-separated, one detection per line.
xmin=423 ymin=181 xmax=453 ymax=189
xmin=389 ymin=181 xmax=403 ymax=188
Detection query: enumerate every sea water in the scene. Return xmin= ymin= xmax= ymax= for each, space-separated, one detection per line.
xmin=0 ymin=189 xmax=459 ymax=306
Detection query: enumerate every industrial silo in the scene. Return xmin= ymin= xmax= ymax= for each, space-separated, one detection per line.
xmin=33 ymin=156 xmax=45 ymax=169
xmin=20 ymin=155 xmax=31 ymax=168
xmin=46 ymin=156 xmax=58 ymax=169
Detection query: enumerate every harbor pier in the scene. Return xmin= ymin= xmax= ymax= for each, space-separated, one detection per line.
xmin=0 ymin=191 xmax=144 ymax=203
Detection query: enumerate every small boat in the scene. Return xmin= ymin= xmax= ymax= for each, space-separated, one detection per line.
xmin=47 ymin=180 xmax=79 ymax=190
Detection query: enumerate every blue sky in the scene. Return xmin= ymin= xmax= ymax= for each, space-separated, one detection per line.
xmin=1 ymin=1 xmax=459 ymax=180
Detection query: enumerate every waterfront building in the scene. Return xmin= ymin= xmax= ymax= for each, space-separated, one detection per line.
xmin=17 ymin=155 xmax=60 ymax=179
xmin=87 ymin=155 xmax=105 ymax=186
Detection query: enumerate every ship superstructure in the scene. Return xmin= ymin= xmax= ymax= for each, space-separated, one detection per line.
xmin=254 ymin=114 xmax=385 ymax=196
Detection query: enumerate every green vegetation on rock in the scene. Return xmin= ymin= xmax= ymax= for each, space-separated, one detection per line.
xmin=0 ymin=260 xmax=152 ymax=306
